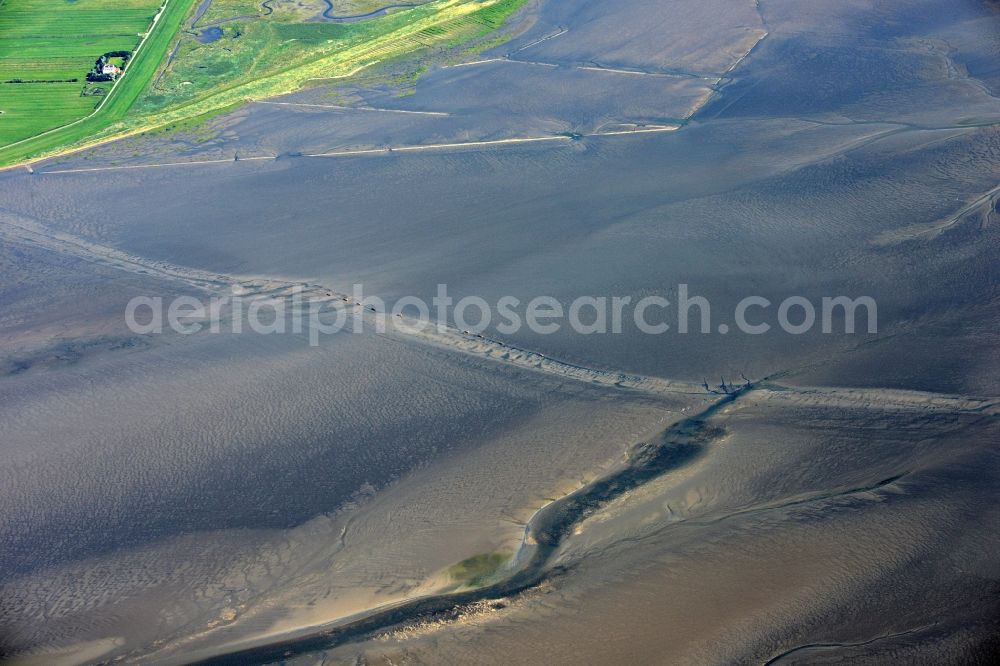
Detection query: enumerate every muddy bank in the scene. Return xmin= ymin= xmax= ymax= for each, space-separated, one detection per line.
xmin=190 ymin=389 xmax=743 ymax=664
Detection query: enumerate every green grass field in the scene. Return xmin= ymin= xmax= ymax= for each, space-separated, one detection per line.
xmin=0 ymin=0 xmax=529 ymax=167
xmin=0 ymin=0 xmax=166 ymax=145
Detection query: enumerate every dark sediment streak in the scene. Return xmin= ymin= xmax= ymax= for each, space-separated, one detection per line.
xmin=763 ymin=626 xmax=933 ymax=665
xmin=189 ymin=388 xmax=746 ymax=665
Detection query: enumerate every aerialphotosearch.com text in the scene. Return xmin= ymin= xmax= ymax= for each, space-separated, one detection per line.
xmin=125 ymin=284 xmax=878 ymax=346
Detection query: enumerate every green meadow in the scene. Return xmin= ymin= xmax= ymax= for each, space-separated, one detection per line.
xmin=0 ymin=0 xmax=167 ymax=145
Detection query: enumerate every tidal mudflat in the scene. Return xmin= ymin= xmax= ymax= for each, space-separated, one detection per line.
xmin=1 ymin=0 xmax=999 ymax=663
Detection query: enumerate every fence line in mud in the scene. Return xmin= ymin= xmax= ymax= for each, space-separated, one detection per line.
xmin=34 ymin=125 xmax=679 ymax=173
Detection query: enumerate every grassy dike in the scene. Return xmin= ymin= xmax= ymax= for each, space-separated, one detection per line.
xmin=0 ymin=0 xmax=529 ymax=169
